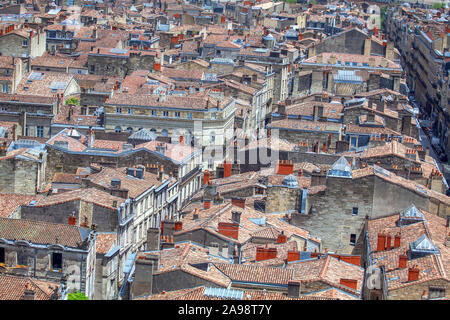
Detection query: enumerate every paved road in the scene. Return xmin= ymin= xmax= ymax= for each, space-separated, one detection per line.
xmin=417 ymin=123 xmax=442 ymax=171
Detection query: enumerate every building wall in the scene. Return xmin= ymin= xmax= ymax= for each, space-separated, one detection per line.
xmin=388 ymin=279 xmax=450 ymax=300
xmin=0 ymin=240 xmax=93 ymax=295
xmin=265 ymin=186 xmax=299 ymax=214
xmin=152 ymin=269 xmax=225 ymax=294
xmin=292 ymin=175 xmax=374 ymax=254
xmin=0 ymin=157 xmax=43 ymax=194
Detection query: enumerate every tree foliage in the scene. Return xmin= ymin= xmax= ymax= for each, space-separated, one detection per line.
xmin=65 ymin=97 xmax=79 ymax=106
xmin=67 ymin=292 xmax=88 ymax=300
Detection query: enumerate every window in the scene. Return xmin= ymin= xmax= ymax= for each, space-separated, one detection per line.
xmin=350 ymin=234 xmax=356 ymax=246
xmin=2 ymin=84 xmax=7 ymax=93
xmin=0 ymin=247 xmax=5 ymax=263
xmin=175 ymin=111 xmax=180 ymax=118
xmin=116 ymin=107 xmax=122 ymax=114
xmin=163 ymin=111 xmax=169 ymax=117
xmin=36 ymin=126 xmax=44 ymax=137
xmin=151 ymin=110 xmax=157 ymax=116
xmin=5 ymin=69 xmax=10 ymax=76
xmin=161 ymin=129 xmax=168 ymax=137
xmin=429 ymin=287 xmax=445 ymax=299
xmin=90 ymin=65 xmax=95 ymax=73
xmin=127 ymin=127 xmax=133 ymax=133
xmin=187 ymin=112 xmax=192 ymax=119
xmin=128 ymin=108 xmax=133 ymax=114
xmin=52 ymin=252 xmax=62 ymax=270
xmin=17 ymin=250 xmax=27 ymax=266
xmin=352 ymin=207 xmax=358 ymax=216
xmin=22 ymin=40 xmax=28 ymax=47
xmin=211 ymin=113 xmax=216 ymax=120
xmin=115 ymin=126 xmax=122 ymax=133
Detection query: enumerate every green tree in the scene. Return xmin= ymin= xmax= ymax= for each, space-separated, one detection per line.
xmin=65 ymin=97 xmax=79 ymax=106
xmin=67 ymin=292 xmax=88 ymax=300
xmin=432 ymin=2 xmax=444 ymax=9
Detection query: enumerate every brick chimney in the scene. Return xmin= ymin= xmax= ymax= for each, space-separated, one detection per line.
xmin=386 ymin=234 xmax=392 ymax=250
xmin=174 ymin=221 xmax=182 ymax=231
xmin=256 ymin=246 xmax=277 ymax=261
xmin=204 ymin=200 xmax=211 ymax=209
xmin=277 ymin=231 xmax=287 ymax=244
xmin=339 ymin=279 xmax=358 ymax=290
xmin=231 ymin=198 xmax=246 ymax=208
xmin=276 ymin=160 xmax=294 ymax=175
xmin=223 ymin=160 xmax=232 ymax=178
xmin=203 ymin=170 xmax=210 ymax=185
xmin=68 ymin=213 xmax=76 ymax=226
xmin=407 ymin=266 xmax=420 ymax=282
xmin=398 ymin=253 xmax=408 ymax=269
xmin=377 ymin=232 xmax=386 ymax=251
xmin=287 ymin=250 xmax=300 ymax=262
xmin=394 ymin=233 xmax=401 ymax=248
xmin=218 ymin=222 xmax=239 ymax=239
xmin=22 ymin=282 xmax=35 ymax=300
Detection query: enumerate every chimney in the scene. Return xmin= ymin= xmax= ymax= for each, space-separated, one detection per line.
xmin=385 ymin=42 xmax=394 ymax=61
xmin=209 ymin=243 xmax=219 ymax=256
xmin=204 ymin=200 xmax=211 ymax=210
xmin=255 ymin=246 xmax=277 ymax=261
xmin=287 ymin=281 xmax=301 ymax=298
xmin=193 ymin=208 xmax=199 ymax=220
xmin=179 ymin=135 xmax=184 ymax=145
xmin=158 ymin=165 xmax=164 ymax=181
xmin=231 ymin=198 xmax=246 ymax=209
xmin=398 ymin=253 xmax=408 ymax=269
xmin=287 ymin=250 xmax=300 ymax=262
xmin=174 ymin=221 xmax=182 ymax=231
xmin=22 ymin=283 xmax=35 ymax=300
xmin=339 ymin=279 xmax=358 ymax=291
xmin=276 ymin=160 xmax=294 ymax=175
xmin=386 ymin=234 xmax=392 ymax=250
xmin=407 ymin=266 xmax=420 ymax=282
xmin=277 ymin=231 xmax=287 ymax=244
xmin=329 ymin=55 xmax=336 ymax=65
xmin=223 ymin=161 xmax=232 ymax=178
xmin=376 ymin=101 xmax=385 ymax=113
xmin=316 ymin=54 xmax=322 ymax=64
xmin=364 ymin=37 xmax=372 ymax=56
xmin=313 ymin=105 xmax=323 ymax=121
xmin=377 ymin=233 xmax=386 ymax=251
xmin=203 ymin=170 xmax=210 ymax=185
xmin=68 ymin=213 xmax=76 ymax=226
xmin=218 ymin=222 xmax=239 ymax=239
xmin=85 ymin=128 xmax=94 ymax=148
xmin=231 ymin=211 xmax=242 ymax=224
xmin=394 ymin=233 xmax=401 ymax=248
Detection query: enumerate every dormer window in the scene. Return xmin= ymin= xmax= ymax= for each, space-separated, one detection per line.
xmin=22 ymin=39 xmax=28 ymax=47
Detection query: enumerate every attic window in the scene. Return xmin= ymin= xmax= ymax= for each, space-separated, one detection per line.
xmin=51 ymin=252 xmax=62 ymax=270
xmin=429 ymin=287 xmax=445 ymax=299
xmin=350 ymin=234 xmax=356 ymax=246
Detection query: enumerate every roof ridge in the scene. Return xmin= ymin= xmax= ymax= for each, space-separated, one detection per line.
xmin=319 ymin=256 xmax=331 ymax=278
